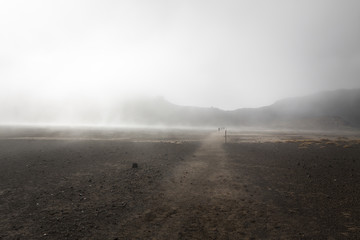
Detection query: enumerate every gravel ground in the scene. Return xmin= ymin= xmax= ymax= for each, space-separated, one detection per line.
xmin=0 ymin=127 xmax=359 ymax=239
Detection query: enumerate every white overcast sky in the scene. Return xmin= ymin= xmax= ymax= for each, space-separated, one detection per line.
xmin=1 ymin=0 xmax=360 ymax=110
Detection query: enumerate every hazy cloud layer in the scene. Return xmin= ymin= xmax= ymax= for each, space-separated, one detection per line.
xmin=1 ymin=0 xmax=360 ymax=111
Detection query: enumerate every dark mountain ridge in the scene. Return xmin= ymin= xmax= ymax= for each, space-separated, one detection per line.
xmin=119 ymin=89 xmax=360 ymax=129
xmin=1 ymin=89 xmax=359 ymax=130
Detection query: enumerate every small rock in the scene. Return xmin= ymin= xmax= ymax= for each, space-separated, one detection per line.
xmin=132 ymin=163 xmax=138 ymax=168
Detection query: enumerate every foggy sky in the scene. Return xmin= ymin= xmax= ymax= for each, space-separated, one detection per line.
xmin=1 ymin=0 xmax=360 ymax=111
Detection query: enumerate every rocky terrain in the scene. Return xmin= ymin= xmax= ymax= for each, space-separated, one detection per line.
xmin=0 ymin=127 xmax=359 ymax=239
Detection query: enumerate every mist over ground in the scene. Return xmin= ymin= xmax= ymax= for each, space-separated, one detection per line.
xmin=1 ymin=89 xmax=360 ymax=130
xmin=1 ymin=3 xmax=360 ymax=238
xmin=1 ymin=1 xmax=360 ymax=128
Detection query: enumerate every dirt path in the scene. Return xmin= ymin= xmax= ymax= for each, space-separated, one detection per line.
xmin=121 ymin=132 xmax=250 ymax=239
xmin=166 ymin=131 xmax=235 ymax=203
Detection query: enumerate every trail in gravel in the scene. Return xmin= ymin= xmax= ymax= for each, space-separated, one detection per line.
xmin=120 ymin=132 xmax=251 ymax=239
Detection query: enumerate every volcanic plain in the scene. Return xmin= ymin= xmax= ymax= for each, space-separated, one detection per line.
xmin=0 ymin=127 xmax=359 ymax=239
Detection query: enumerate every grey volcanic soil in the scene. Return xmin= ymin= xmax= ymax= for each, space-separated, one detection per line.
xmin=0 ymin=127 xmax=359 ymax=239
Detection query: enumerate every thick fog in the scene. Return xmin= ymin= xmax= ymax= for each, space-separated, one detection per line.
xmin=1 ymin=0 xmax=360 ymax=125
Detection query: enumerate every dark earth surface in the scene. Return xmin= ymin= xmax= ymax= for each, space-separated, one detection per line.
xmin=0 ymin=127 xmax=359 ymax=239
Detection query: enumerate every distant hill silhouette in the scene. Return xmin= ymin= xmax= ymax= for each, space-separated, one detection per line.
xmin=1 ymin=89 xmax=359 ymax=130
xmin=118 ymin=89 xmax=360 ymax=130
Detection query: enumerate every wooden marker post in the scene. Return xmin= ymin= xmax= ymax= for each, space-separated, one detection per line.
xmin=224 ymin=129 xmax=227 ymax=144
